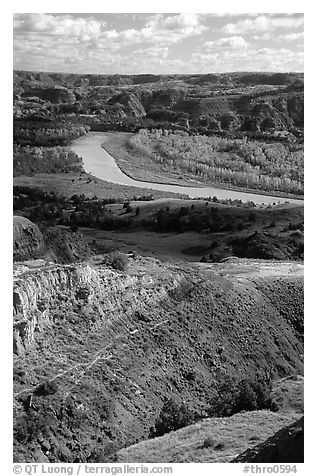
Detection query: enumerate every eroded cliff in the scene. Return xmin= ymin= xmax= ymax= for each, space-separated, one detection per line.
xmin=13 ymin=255 xmax=303 ymax=463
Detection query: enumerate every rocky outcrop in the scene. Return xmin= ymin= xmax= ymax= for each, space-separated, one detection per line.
xmin=14 ymin=218 xmax=93 ymax=264
xmin=107 ymin=92 xmax=146 ymax=118
xmin=13 ymin=257 xmax=184 ymax=354
xmin=13 ymin=216 xmax=45 ymax=261
xmin=41 ymin=227 xmax=93 ymax=264
xmin=13 ymin=262 xmax=100 ymax=354
xmin=232 ymin=417 xmax=304 ymax=463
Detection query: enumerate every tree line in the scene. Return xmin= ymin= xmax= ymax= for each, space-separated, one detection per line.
xmin=13 ymin=145 xmax=84 ymax=176
xmin=128 ymin=129 xmax=303 ymax=196
xmin=13 ymin=121 xmax=90 ymax=147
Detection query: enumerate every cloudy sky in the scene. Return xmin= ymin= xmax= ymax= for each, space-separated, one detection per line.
xmin=13 ymin=13 xmax=304 ymax=74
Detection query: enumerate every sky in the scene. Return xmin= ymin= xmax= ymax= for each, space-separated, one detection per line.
xmin=13 ymin=12 xmax=304 ymax=75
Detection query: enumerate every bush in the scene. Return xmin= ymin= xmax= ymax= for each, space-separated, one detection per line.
xmin=34 ymin=380 xmax=59 ymax=396
xmin=15 ymin=412 xmax=54 ymax=444
xmin=202 ymin=437 xmax=215 ymax=448
xmin=150 ymin=398 xmax=195 ymax=437
xmin=70 ymin=224 xmax=79 ymax=232
xmin=103 ymin=251 xmax=129 ymax=272
xmin=208 ymin=375 xmax=278 ymax=417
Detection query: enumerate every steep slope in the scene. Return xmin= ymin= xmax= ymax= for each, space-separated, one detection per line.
xmin=232 ymin=416 xmax=304 ymax=463
xmin=13 ymin=256 xmax=303 ymax=463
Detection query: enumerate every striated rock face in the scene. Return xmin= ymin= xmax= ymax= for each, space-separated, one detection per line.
xmin=232 ymin=416 xmax=304 ymax=463
xmin=13 ymin=262 xmax=99 ymax=354
xmin=13 ymin=216 xmax=45 ymax=261
xmin=13 ymin=258 xmax=183 ymax=355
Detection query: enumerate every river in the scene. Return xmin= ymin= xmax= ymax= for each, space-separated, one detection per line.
xmin=71 ymin=132 xmax=303 ymax=206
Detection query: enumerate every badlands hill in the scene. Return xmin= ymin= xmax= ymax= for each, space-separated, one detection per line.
xmin=13 ymin=217 xmax=303 ymax=462
xmin=13 ymin=216 xmax=92 ymax=264
xmin=13 ymin=71 xmax=303 ymax=134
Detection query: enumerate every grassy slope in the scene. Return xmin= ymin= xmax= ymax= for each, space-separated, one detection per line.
xmin=78 ymin=201 xmax=303 ymax=263
xmin=13 ymin=172 xmax=188 ymax=200
xmin=115 ymin=375 xmax=303 ymax=463
xmin=115 ymin=410 xmax=301 ymax=463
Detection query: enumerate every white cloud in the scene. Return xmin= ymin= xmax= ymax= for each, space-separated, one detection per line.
xmin=13 ymin=13 xmax=303 ymax=75
xmin=275 ymin=32 xmax=304 ymax=42
xmin=252 ymin=31 xmax=304 ymax=42
xmin=222 ymin=15 xmax=304 ymax=35
xmin=14 ymin=13 xmax=208 ymax=50
xmin=133 ymin=46 xmax=169 ymax=58
xmin=193 ymin=46 xmax=303 ymax=73
xmin=14 ymin=13 xmax=102 ymax=42
xmin=204 ymin=36 xmax=248 ymax=49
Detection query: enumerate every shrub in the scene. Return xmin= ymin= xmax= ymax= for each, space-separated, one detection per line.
xmin=207 ymin=375 xmax=278 ymax=417
xmin=70 ymin=224 xmax=79 ymax=232
xmin=103 ymin=251 xmax=129 ymax=272
xmin=202 ymin=437 xmax=215 ymax=449
xmin=34 ymin=380 xmax=59 ymax=396
xmin=15 ymin=412 xmax=54 ymax=444
xmin=150 ymin=398 xmax=195 ymax=437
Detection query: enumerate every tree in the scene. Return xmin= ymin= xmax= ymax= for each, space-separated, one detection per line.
xmin=150 ymin=398 xmax=194 ymax=437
